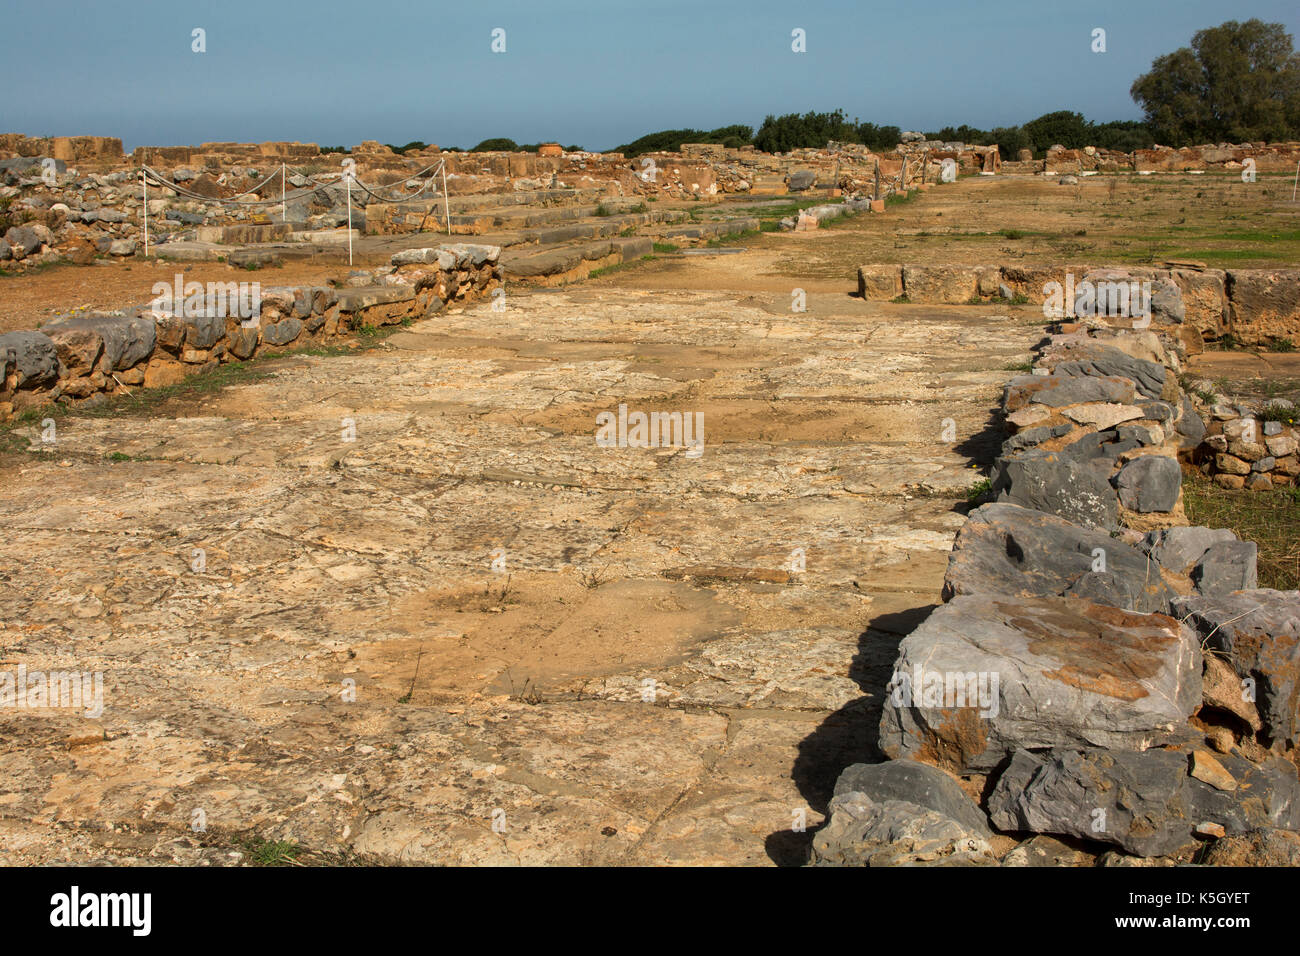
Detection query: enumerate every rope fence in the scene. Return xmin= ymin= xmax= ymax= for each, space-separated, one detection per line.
xmin=138 ymin=159 xmax=452 ymax=263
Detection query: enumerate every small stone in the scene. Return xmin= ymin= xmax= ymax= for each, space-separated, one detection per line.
xmin=1196 ymin=822 xmax=1227 ymax=839
xmin=1191 ymin=750 xmax=1237 ymax=791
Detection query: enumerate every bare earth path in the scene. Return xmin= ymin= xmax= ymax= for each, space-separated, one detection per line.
xmin=0 ymin=264 xmax=1042 ymax=864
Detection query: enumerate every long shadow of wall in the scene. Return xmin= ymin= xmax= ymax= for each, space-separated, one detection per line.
xmin=763 ymin=399 xmax=1010 ymax=865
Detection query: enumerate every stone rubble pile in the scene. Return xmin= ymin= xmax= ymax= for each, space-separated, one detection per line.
xmin=1185 ymin=398 xmax=1299 ymax=491
xmin=0 ymin=244 xmax=501 ymax=420
xmin=814 ymin=321 xmax=1300 ymax=866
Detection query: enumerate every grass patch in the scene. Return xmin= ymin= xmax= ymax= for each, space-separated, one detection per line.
xmin=241 ymin=838 xmax=303 ymax=867
xmin=588 ymin=255 xmax=656 ymax=279
xmin=651 ymin=242 xmax=679 ymax=253
xmin=593 ymin=203 xmax=612 ymax=217
xmin=1257 ymin=402 xmax=1299 ymax=425
xmin=706 ymin=228 xmax=759 ymax=247
xmin=1183 ymin=474 xmax=1299 ymax=590
xmin=964 ymin=477 xmax=992 ymax=504
xmin=1002 ymin=361 xmax=1034 ymax=372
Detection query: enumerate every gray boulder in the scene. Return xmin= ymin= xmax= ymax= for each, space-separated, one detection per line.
xmin=1175 ymin=392 xmax=1201 ymax=447
xmin=1142 ymin=526 xmax=1237 ymax=575
xmin=788 ymin=170 xmax=816 ymax=192
xmin=261 ymin=317 xmax=303 ymax=347
xmin=943 ymin=502 xmax=1173 ymax=612
xmin=4 ymin=225 xmax=43 ymax=257
xmin=1191 ymin=541 xmax=1258 ymax=596
xmin=1149 ymin=277 xmax=1186 ymax=324
xmin=831 ymin=759 xmax=991 ymax=836
xmin=810 ymin=791 xmax=996 ymax=866
xmin=42 ymin=313 xmax=156 ymax=372
xmin=1113 ymin=454 xmax=1181 ymax=512
xmin=1050 ymin=345 xmax=1166 ymax=399
xmin=1004 ymin=373 xmax=1137 ymax=410
xmin=989 ymin=747 xmax=1300 ymax=857
xmin=991 ymin=449 xmax=1118 ymax=530
xmin=879 ymin=594 xmax=1201 ymax=774
xmin=0 ymin=330 xmax=59 ymax=387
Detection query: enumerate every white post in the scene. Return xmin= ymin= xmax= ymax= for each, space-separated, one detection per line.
xmin=142 ymin=168 xmax=149 ymax=257
xmin=282 ymin=162 xmax=286 ymax=223
xmin=442 ymin=161 xmax=451 ymax=236
xmin=346 ymin=175 xmax=353 ymax=266
xmin=1293 ymin=160 xmax=1299 ymax=202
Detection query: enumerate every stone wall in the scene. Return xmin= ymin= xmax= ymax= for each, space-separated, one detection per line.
xmin=812 ymin=320 xmax=1300 ymax=866
xmin=0 ymin=243 xmax=502 ymax=421
xmin=857 ymin=263 xmax=1300 ymax=350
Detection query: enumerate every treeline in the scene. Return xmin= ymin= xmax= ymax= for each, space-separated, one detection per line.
xmin=614 ymin=125 xmax=753 ymax=157
xmin=928 ymin=113 xmax=1156 ymax=158
xmin=606 ymin=109 xmax=1154 ymax=160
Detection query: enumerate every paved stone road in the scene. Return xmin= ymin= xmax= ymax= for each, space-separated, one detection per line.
xmin=0 ymin=283 xmax=1041 ymax=864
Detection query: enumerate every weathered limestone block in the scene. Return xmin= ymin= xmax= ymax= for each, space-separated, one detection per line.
xmin=43 ymin=313 xmax=155 ymax=373
xmin=990 ymin=449 xmax=1118 ymax=529
xmin=901 ymin=264 xmax=983 ymax=304
xmin=0 ymin=330 xmax=59 ymax=388
xmin=1226 ymin=269 xmax=1300 ymax=344
xmin=1171 ymin=268 xmax=1227 ymax=340
xmin=989 ymin=747 xmax=1300 ymax=857
xmin=857 ymin=265 xmax=903 ymax=300
xmin=879 ymin=594 xmax=1201 ymax=774
xmin=942 ymin=502 xmax=1174 ymax=612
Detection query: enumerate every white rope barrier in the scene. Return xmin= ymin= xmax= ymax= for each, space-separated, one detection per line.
xmin=138 ymin=156 xmax=453 ymax=240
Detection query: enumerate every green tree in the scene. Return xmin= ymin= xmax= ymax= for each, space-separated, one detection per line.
xmin=1131 ymin=19 xmax=1300 ymax=144
xmin=1021 ymin=111 xmax=1091 ymax=150
xmin=472 ymin=137 xmax=519 ymax=151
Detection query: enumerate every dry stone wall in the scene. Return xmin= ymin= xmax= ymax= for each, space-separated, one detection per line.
xmin=814 ymin=320 xmax=1300 ymax=866
xmin=0 ymin=244 xmax=502 ymax=421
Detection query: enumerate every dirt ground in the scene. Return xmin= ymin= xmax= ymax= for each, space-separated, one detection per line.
xmin=0 ymin=243 xmax=1042 ymax=865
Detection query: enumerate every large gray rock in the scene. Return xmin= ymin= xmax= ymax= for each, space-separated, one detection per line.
xmin=1191 ymin=541 xmax=1258 ymax=596
xmin=1004 ymin=373 xmax=1137 ymax=410
xmin=391 ymin=247 xmax=457 ymax=269
xmin=1149 ymin=277 xmax=1186 ymax=325
xmin=1172 ymin=589 xmax=1300 ymax=748
xmin=1113 ymin=454 xmax=1182 ymax=512
xmin=441 ymin=243 xmax=501 ymax=267
xmin=787 ymin=170 xmax=816 ymax=192
xmin=0 ymin=330 xmax=59 ymax=387
xmin=879 ymin=594 xmax=1200 ymax=774
xmin=831 ymin=759 xmax=991 ymax=836
xmin=261 ymin=317 xmax=303 ymax=347
xmin=991 ymin=449 xmax=1118 ymax=530
xmin=42 ymin=313 xmax=156 ymax=372
xmin=989 ymin=747 xmax=1300 ymax=857
xmin=4 ymin=225 xmax=43 ymax=257
xmin=1051 ymin=347 xmax=1166 ymax=400
xmin=809 ymin=792 xmax=996 ymax=866
xmin=1142 ymin=526 xmax=1237 ymax=575
xmin=943 ymin=502 xmax=1174 ymax=612
xmin=1175 ymin=394 xmax=1206 ymax=449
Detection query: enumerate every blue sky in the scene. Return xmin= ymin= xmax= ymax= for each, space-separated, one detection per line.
xmin=4 ymin=0 xmax=1297 ymax=151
